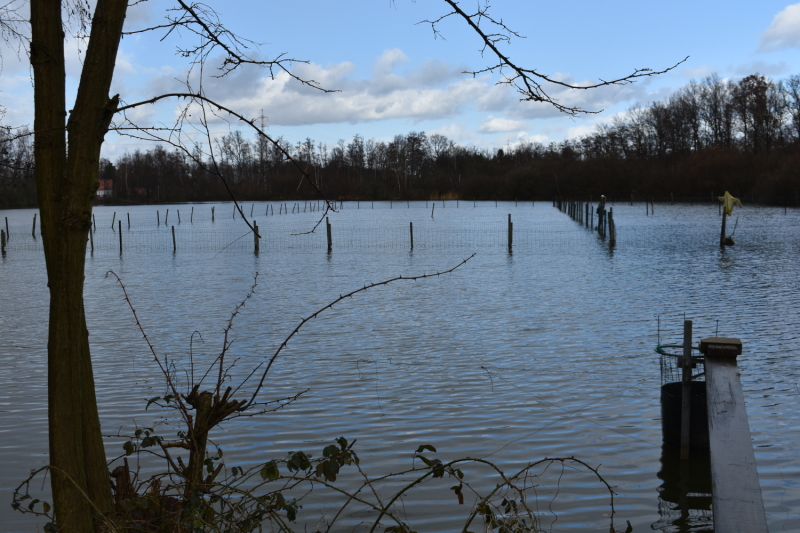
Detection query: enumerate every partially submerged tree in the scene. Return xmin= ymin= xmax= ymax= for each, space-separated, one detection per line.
xmin=24 ymin=1 xmax=682 ymax=530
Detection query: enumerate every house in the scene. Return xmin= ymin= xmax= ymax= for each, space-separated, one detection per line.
xmin=97 ymin=178 xmax=113 ymax=197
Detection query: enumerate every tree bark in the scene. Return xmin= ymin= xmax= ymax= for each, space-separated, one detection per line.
xmin=31 ymin=1 xmax=128 ymax=531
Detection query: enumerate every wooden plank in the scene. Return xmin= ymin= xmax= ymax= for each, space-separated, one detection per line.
xmin=705 ymin=344 xmax=768 ymax=533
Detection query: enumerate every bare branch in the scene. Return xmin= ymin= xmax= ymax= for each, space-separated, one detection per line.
xmin=239 ymin=254 xmax=476 ymax=409
xmin=422 ymin=0 xmax=687 ymax=116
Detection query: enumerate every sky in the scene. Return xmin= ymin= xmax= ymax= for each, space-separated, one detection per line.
xmin=1 ymin=0 xmax=799 ymax=159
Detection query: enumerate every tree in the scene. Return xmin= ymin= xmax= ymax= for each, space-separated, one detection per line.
xmin=25 ymin=1 xmax=683 ymax=531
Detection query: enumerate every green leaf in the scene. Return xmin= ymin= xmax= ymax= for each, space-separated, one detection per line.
xmin=123 ymin=441 xmax=135 ymax=456
xmin=145 ymin=397 xmax=160 ymax=410
xmin=415 ymin=444 xmax=436 ymax=453
xmin=42 ymin=502 xmax=50 ymax=514
xmin=336 ymin=436 xmax=348 ymax=449
xmin=322 ymin=445 xmax=338 ymax=458
xmin=260 ymin=460 xmax=279 ymax=481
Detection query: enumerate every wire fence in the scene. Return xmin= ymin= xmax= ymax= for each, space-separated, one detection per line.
xmin=3 ymin=212 xmax=799 ymax=254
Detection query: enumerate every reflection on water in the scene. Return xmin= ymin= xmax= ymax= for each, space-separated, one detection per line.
xmin=653 ymin=443 xmax=713 ymax=533
xmin=1 ymin=202 xmax=799 ymax=532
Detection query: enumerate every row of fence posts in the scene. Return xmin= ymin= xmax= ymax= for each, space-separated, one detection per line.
xmin=553 ymin=198 xmax=616 ymax=245
xmin=4 ymin=204 xmax=525 ymax=256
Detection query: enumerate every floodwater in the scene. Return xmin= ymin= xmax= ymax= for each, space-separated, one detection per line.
xmin=1 ymin=201 xmax=799 ymax=532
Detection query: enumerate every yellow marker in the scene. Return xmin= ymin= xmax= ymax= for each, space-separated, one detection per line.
xmin=718 ymin=191 xmax=742 ymax=216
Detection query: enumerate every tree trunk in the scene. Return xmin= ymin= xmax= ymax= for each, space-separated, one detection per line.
xmin=31 ymin=1 xmax=128 ymax=531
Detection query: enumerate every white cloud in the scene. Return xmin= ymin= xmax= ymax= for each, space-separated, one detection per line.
xmin=733 ymin=60 xmax=789 ymax=77
xmin=759 ymin=3 xmax=800 ymax=52
xmin=479 ymin=115 xmax=529 ymax=133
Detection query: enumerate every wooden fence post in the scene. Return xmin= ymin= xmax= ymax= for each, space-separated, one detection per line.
xmin=326 ymin=217 xmax=332 ymax=252
xmin=32 ymin=213 xmax=36 ymax=238
xmin=508 ymin=214 xmax=513 ymax=250
xmin=111 ymin=211 xmax=116 ymax=229
xmin=127 ymin=213 xmax=130 ymax=229
xmin=410 ymin=222 xmax=414 ymax=250
xmin=254 ymin=221 xmax=259 ymax=254
xmin=172 ymin=226 xmax=176 ymax=253
xmin=681 ymin=320 xmax=693 ymax=460
xmin=118 ymin=221 xmax=123 ymax=254
xmin=1 ymin=229 xmax=6 ymax=254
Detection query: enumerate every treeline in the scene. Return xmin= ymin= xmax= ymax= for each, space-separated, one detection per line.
xmin=3 ymin=72 xmax=800 ymax=208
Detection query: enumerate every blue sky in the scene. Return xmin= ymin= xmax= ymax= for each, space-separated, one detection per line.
xmin=1 ymin=0 xmax=798 ymax=159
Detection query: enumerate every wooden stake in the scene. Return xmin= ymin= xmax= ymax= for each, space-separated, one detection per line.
xmin=212 ymin=206 xmax=215 ymax=222
xmin=191 ymin=206 xmax=194 ymax=223
xmin=172 ymin=226 xmax=176 ymax=253
xmin=507 ymin=213 xmax=513 ymax=250
xmin=681 ymin=319 xmax=693 ymax=460
xmin=111 ymin=211 xmax=116 ymax=229
xmin=157 ymin=210 xmax=160 ymax=226
xmin=4 ymin=217 xmax=8 ymax=241
xmin=1 ymin=229 xmax=6 ymax=254
xmin=326 ymin=217 xmax=332 ymax=252
xmin=177 ymin=210 xmax=181 ymax=223
xmin=32 ymin=213 xmax=37 ymax=238
xmin=165 ymin=209 xmax=169 ymax=225
xmin=431 ymin=204 xmax=435 ymax=218
xmin=127 ymin=213 xmax=130 ymax=229
xmin=250 ymin=204 xmax=254 ymax=217
xmin=254 ymin=221 xmax=259 ymax=254
xmin=118 ymin=221 xmax=122 ymax=254
xmin=410 ymin=222 xmax=414 ymax=250
xmin=720 ymin=210 xmax=727 ymax=246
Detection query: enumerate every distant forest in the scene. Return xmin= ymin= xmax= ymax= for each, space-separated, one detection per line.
xmin=3 ymin=72 xmax=800 ymax=208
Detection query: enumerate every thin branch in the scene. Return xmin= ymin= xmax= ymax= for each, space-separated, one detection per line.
xmin=238 ymin=254 xmax=476 ymax=409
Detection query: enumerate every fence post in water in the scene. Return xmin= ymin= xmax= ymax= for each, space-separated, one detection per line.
xmin=507 ymin=213 xmax=513 ymax=250
xmin=5 ymin=217 xmax=9 ymax=241
xmin=608 ymin=208 xmax=616 ymax=245
xmin=165 ymin=209 xmax=169 ymax=225
xmin=111 ymin=212 xmax=116 ymax=229
xmin=431 ymin=203 xmax=435 ymax=218
xmin=127 ymin=213 xmax=130 ymax=229
xmin=118 ymin=221 xmax=122 ymax=254
xmin=212 ymin=206 xmax=215 ymax=222
xmin=178 ymin=210 xmax=181 ymax=224
xmin=254 ymin=221 xmax=259 ymax=254
xmin=191 ymin=206 xmax=194 ymax=223
xmin=32 ymin=213 xmax=36 ymax=238
xmin=326 ymin=217 xmax=332 ymax=252
xmin=699 ymin=337 xmax=768 ymax=533
xmin=410 ymin=222 xmax=413 ymax=250
xmin=1 ymin=229 xmax=5 ymax=255
xmin=157 ymin=210 xmax=160 ymax=227
xmin=251 ymin=204 xmax=254 ymax=217
xmin=172 ymin=226 xmax=176 ymax=253
xmin=680 ymin=320 xmax=693 ymax=460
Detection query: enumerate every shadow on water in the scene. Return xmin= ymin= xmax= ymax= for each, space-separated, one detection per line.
xmin=652 ymin=443 xmax=713 ymax=533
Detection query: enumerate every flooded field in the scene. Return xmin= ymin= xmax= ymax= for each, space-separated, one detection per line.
xmin=1 ymin=201 xmax=799 ymax=532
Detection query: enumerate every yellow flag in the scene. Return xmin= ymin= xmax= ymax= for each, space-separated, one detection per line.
xmin=717 ymin=191 xmax=742 ymax=216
